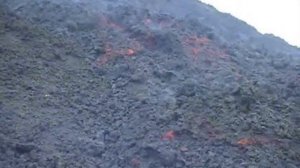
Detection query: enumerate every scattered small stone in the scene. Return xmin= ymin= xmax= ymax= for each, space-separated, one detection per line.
xmin=180 ymin=147 xmax=188 ymax=152
xmin=15 ymin=143 xmax=35 ymax=154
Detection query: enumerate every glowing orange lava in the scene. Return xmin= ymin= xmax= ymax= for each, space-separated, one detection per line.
xmin=96 ymin=39 xmax=143 ymax=65
xmin=182 ymin=36 xmax=211 ymax=59
xmin=127 ymin=48 xmax=135 ymax=56
xmin=162 ymin=130 xmax=176 ymax=141
xmin=181 ymin=35 xmax=229 ymax=61
xmin=237 ymin=138 xmax=256 ymax=145
xmin=237 ymin=136 xmax=274 ymax=146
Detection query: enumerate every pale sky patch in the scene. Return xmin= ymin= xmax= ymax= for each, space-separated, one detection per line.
xmin=200 ymin=0 xmax=300 ymax=47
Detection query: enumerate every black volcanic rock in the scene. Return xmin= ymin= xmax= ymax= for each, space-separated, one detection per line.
xmin=0 ymin=0 xmax=299 ymax=167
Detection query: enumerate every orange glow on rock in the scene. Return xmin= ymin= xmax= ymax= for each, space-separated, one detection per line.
xmin=131 ymin=158 xmax=141 ymax=168
xmin=237 ymin=138 xmax=256 ymax=145
xmin=183 ymin=36 xmax=210 ymax=47
xmin=144 ymin=18 xmax=152 ymax=25
xmin=181 ymin=34 xmax=229 ymax=61
xmin=182 ymin=36 xmax=211 ymax=58
xmin=95 ymin=38 xmax=143 ymax=66
xmin=192 ymin=48 xmax=201 ymax=55
xmin=127 ymin=49 xmax=135 ymax=56
xmin=162 ymin=130 xmax=175 ymax=141
xmin=237 ymin=136 xmax=275 ymax=146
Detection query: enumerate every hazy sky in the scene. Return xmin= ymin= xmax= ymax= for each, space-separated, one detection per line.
xmin=200 ymin=0 xmax=300 ymax=47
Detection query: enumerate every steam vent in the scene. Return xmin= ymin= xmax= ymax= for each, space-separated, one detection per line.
xmin=0 ymin=0 xmax=299 ymax=167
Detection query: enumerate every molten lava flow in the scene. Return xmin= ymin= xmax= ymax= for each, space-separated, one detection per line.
xmin=96 ymin=38 xmax=143 ymax=66
xmin=237 ymin=138 xmax=256 ymax=146
xmin=237 ymin=136 xmax=274 ymax=146
xmin=121 ymin=40 xmax=143 ymax=57
xmin=181 ymin=34 xmax=229 ymax=62
xmin=95 ymin=44 xmax=113 ymax=65
xmin=162 ymin=130 xmax=176 ymax=141
xmin=182 ymin=35 xmax=211 ymax=59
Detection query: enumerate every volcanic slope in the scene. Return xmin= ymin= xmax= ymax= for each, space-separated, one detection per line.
xmin=0 ymin=0 xmax=299 ymax=167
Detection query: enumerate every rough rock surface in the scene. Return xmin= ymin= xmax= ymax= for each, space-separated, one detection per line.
xmin=0 ymin=0 xmax=299 ymax=167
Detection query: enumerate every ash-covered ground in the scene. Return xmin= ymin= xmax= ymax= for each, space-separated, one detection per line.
xmin=0 ymin=0 xmax=299 ymax=167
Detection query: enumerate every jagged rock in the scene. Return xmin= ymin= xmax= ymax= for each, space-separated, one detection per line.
xmin=0 ymin=0 xmax=299 ymax=167
xmin=15 ymin=143 xmax=35 ymax=154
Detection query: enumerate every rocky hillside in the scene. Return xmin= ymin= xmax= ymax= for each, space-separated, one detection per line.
xmin=0 ymin=0 xmax=299 ymax=167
